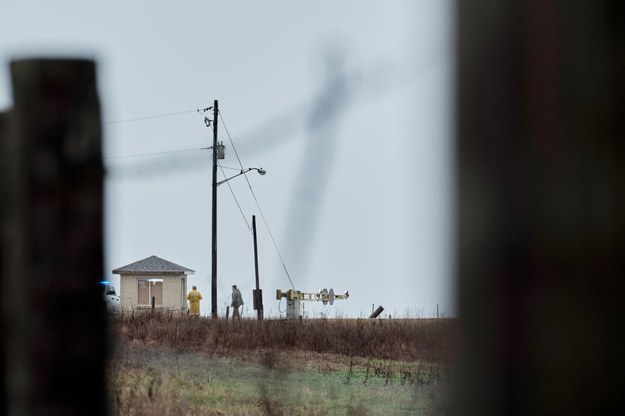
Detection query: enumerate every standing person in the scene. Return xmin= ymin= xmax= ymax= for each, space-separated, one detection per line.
xmin=231 ymin=285 xmax=244 ymax=320
xmin=187 ymin=285 xmax=202 ymax=316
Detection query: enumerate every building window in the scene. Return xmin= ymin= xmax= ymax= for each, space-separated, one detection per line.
xmin=138 ymin=279 xmax=163 ymax=306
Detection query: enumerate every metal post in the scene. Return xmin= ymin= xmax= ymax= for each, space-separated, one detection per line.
xmin=211 ymin=99 xmax=218 ymax=318
xmin=252 ymin=215 xmax=263 ymax=319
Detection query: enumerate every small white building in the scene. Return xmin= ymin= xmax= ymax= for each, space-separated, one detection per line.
xmin=113 ymin=255 xmax=195 ymax=313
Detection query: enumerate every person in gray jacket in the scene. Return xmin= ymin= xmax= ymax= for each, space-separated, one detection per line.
xmin=231 ymin=285 xmax=244 ymax=320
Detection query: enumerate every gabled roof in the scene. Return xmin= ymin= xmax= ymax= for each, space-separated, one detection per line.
xmin=112 ymin=255 xmax=195 ymax=275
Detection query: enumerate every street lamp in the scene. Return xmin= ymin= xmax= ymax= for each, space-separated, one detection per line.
xmin=209 ymin=100 xmax=266 ymax=318
xmin=216 ymin=168 xmax=266 ymax=186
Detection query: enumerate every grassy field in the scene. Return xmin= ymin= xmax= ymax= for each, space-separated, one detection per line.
xmin=107 ymin=313 xmax=456 ymax=415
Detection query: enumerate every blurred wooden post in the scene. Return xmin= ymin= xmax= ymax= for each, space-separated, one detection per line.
xmin=1 ymin=59 xmax=106 ymax=415
xmin=455 ymin=2 xmax=624 ymax=415
xmin=0 ymin=110 xmax=11 ymax=416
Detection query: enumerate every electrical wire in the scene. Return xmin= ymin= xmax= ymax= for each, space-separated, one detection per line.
xmin=218 ymin=162 xmax=252 ymax=230
xmin=219 ymin=113 xmax=245 ymax=169
xmin=103 ymin=109 xmax=197 ymax=125
xmin=220 ymin=112 xmax=296 ymax=290
xmin=102 ymin=105 xmax=295 ymax=291
xmin=104 ymin=147 xmax=207 ymax=160
xmin=245 ymin=175 xmax=296 ymax=291
xmin=102 ymin=107 xmax=211 ymax=160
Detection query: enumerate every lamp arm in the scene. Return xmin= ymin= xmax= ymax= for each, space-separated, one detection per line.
xmin=216 ymin=168 xmax=263 ymax=186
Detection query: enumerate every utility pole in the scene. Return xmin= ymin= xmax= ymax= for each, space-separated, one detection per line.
xmin=252 ymin=215 xmax=263 ymax=320
xmin=211 ymin=99 xmax=219 ymax=318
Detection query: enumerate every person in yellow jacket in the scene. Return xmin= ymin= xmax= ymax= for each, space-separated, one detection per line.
xmin=187 ymin=286 xmax=202 ymax=316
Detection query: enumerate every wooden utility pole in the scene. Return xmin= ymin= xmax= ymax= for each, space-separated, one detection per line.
xmin=211 ymin=99 xmax=219 ymax=318
xmin=252 ymin=215 xmax=263 ymax=320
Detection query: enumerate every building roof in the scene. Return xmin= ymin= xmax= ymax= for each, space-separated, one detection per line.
xmin=112 ymin=255 xmax=195 ymax=275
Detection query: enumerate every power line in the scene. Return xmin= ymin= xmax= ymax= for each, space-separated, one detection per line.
xmin=104 ymin=147 xmax=208 ymax=160
xmin=219 ymin=113 xmax=246 ymax=170
xmin=103 ymin=109 xmax=197 ymax=125
xmin=220 ymin=112 xmax=296 ymax=290
xmin=218 ymin=162 xmax=252 ymax=230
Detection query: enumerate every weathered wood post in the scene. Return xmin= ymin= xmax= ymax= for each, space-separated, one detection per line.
xmin=454 ymin=2 xmax=623 ymax=415
xmin=0 ymin=110 xmax=12 ymax=416
xmin=1 ymin=59 xmax=106 ymax=415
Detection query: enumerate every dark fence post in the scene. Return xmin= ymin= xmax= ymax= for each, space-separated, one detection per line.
xmin=1 ymin=59 xmax=106 ymax=415
xmin=455 ymin=2 xmax=624 ymax=415
xmin=369 ymin=305 xmax=384 ymax=319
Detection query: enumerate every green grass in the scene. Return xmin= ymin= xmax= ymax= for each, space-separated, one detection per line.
xmin=109 ymin=343 xmax=451 ymax=415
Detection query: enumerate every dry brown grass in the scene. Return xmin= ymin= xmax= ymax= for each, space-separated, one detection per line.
xmin=108 ymin=312 xmax=457 ymax=363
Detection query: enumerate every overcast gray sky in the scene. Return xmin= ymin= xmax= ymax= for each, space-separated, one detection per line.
xmin=1 ymin=0 xmax=455 ymax=318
